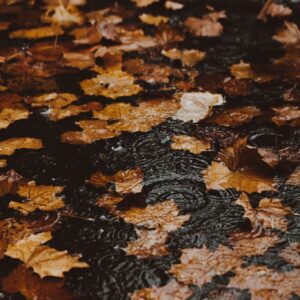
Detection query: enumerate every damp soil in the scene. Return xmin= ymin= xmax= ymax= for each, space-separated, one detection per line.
xmin=0 ymin=0 xmax=300 ymax=299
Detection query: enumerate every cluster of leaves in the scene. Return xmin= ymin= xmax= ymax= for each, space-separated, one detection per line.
xmin=0 ymin=0 xmax=299 ymax=299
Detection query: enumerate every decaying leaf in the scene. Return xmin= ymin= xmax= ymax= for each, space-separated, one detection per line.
xmin=0 ymin=137 xmax=43 ymax=156
xmin=212 ymin=106 xmax=261 ymax=127
xmin=89 ymin=167 xmax=143 ymax=194
xmin=228 ymin=265 xmax=300 ymax=299
xmin=139 ymin=14 xmax=169 ymax=26
xmin=162 ymin=48 xmax=206 ymax=67
xmin=286 ymin=167 xmax=300 ymax=186
xmin=172 ymin=92 xmax=224 ymax=123
xmin=203 ymin=161 xmax=276 ymax=193
xmin=272 ymin=105 xmax=300 ymax=127
xmin=9 ymin=26 xmax=64 ymax=39
xmin=235 ymin=193 xmax=291 ymax=232
xmin=9 ymin=182 xmax=65 ymax=214
xmin=1 ymin=265 xmax=73 ymax=300
xmin=273 ymin=21 xmax=300 ymax=45
xmin=170 ymin=233 xmax=279 ymax=287
xmin=124 ymin=228 xmax=169 ymax=259
xmin=80 ymin=66 xmax=142 ymax=99
xmin=131 ymin=0 xmax=159 ymax=7
xmin=121 ymin=200 xmax=190 ymax=232
xmin=131 ymin=280 xmax=192 ymax=300
xmin=171 ymin=135 xmax=211 ymax=154
xmin=5 ymin=231 xmax=89 ymax=278
xmin=184 ymin=11 xmax=226 ymax=37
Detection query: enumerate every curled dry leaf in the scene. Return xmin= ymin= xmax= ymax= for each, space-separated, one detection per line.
xmin=203 ymin=161 xmax=276 ymax=193
xmin=121 ymin=200 xmax=190 ymax=232
xmin=165 ymin=1 xmax=184 ymax=10
xmin=131 ymin=280 xmax=192 ymax=300
xmin=228 ymin=265 xmax=300 ymax=299
xmin=184 ymin=11 xmax=226 ymax=37
xmin=170 ymin=233 xmax=279 ymax=287
xmin=286 ymin=167 xmax=300 ymax=186
xmin=172 ymin=92 xmax=224 ymax=123
xmin=90 ymin=167 xmax=143 ymax=194
xmin=1 ymin=265 xmax=73 ymax=300
xmin=139 ymin=14 xmax=169 ymax=26
xmin=162 ymin=48 xmax=206 ymax=67
xmin=235 ymin=193 xmax=291 ymax=232
xmin=171 ymin=135 xmax=211 ymax=155
xmin=272 ymin=105 xmax=300 ymax=127
xmin=131 ymin=0 xmax=159 ymax=7
xmin=9 ymin=183 xmax=65 ymax=214
xmin=124 ymin=228 xmax=169 ymax=259
xmin=80 ymin=66 xmax=142 ymax=99
xmin=0 ymin=137 xmax=43 ymax=156
xmin=5 ymin=231 xmax=89 ymax=278
xmin=61 ymin=120 xmax=118 ymax=144
xmin=9 ymin=26 xmax=64 ymax=39
xmin=41 ymin=4 xmax=84 ymax=28
xmin=273 ymin=21 xmax=300 ymax=45
xmin=212 ymin=106 xmax=261 ymax=127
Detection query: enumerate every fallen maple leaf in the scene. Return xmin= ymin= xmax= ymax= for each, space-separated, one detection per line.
xmin=162 ymin=48 xmax=206 ymax=67
xmin=172 ymin=92 xmax=224 ymax=123
xmin=184 ymin=11 xmax=226 ymax=37
xmin=5 ymin=231 xmax=89 ymax=278
xmin=1 ymin=265 xmax=73 ymax=300
xmin=273 ymin=21 xmax=300 ymax=45
xmin=9 ymin=182 xmax=65 ymax=214
xmin=124 ymin=228 xmax=169 ymax=259
xmin=203 ymin=161 xmax=276 ymax=193
xmin=272 ymin=105 xmax=300 ymax=127
xmin=212 ymin=106 xmax=261 ymax=127
xmin=235 ymin=193 xmax=291 ymax=233
xmin=121 ymin=200 xmax=190 ymax=232
xmin=131 ymin=280 xmax=192 ymax=300
xmin=171 ymin=135 xmax=211 ymax=155
xmin=9 ymin=26 xmax=64 ymax=39
xmin=228 ymin=265 xmax=300 ymax=299
xmin=0 ymin=137 xmax=43 ymax=156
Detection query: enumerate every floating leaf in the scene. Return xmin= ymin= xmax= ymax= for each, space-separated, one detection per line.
xmin=257 ymin=1 xmax=292 ymax=22
xmin=0 ymin=169 xmax=27 ymax=197
xmin=273 ymin=21 xmax=300 ymax=45
xmin=0 ymin=138 xmax=43 ymax=156
xmin=171 ymin=135 xmax=211 ymax=154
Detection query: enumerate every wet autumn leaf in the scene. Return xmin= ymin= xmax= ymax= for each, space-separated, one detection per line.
xmin=203 ymin=161 xmax=276 ymax=193
xmin=257 ymin=1 xmax=292 ymax=22
xmin=162 ymin=48 xmax=206 ymax=67
xmin=171 ymin=135 xmax=211 ymax=155
xmin=124 ymin=228 xmax=169 ymax=259
xmin=63 ymin=50 xmax=95 ymax=69
xmin=170 ymin=233 xmax=279 ymax=287
xmin=235 ymin=193 xmax=291 ymax=232
xmin=121 ymin=200 xmax=190 ymax=232
xmin=273 ymin=21 xmax=300 ymax=45
xmin=212 ymin=106 xmax=261 ymax=127
xmin=172 ymin=92 xmax=224 ymax=123
xmin=165 ymin=1 xmax=184 ymax=10
xmin=131 ymin=280 xmax=192 ymax=300
xmin=0 ymin=159 xmax=7 ymax=168
xmin=132 ymin=0 xmax=159 ymax=7
xmin=89 ymin=167 xmax=143 ymax=194
xmin=1 ymin=265 xmax=73 ymax=300
xmin=96 ymin=194 xmax=124 ymax=214
xmin=9 ymin=182 xmax=65 ymax=214
xmin=0 ymin=138 xmax=43 ymax=156
xmin=9 ymin=25 xmax=64 ymax=39
xmin=139 ymin=14 xmax=168 ymax=26
xmin=272 ymin=105 xmax=300 ymax=127
xmin=184 ymin=11 xmax=226 ymax=37
xmin=286 ymin=167 xmax=300 ymax=186
xmin=228 ymin=265 xmax=300 ymax=300
xmin=279 ymin=243 xmax=300 ymax=267
xmin=80 ymin=66 xmax=142 ymax=99
xmin=222 ymin=78 xmax=252 ymax=96
xmin=5 ymin=231 xmax=89 ymax=278
xmin=0 ymin=169 xmax=27 ymax=197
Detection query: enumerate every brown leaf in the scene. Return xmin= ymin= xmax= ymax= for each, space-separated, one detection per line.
xmin=222 ymin=78 xmax=252 ymax=96
xmin=131 ymin=280 xmax=192 ymax=300
xmin=5 ymin=231 xmax=89 ymax=278
xmin=235 ymin=193 xmax=291 ymax=232
xmin=63 ymin=51 xmax=95 ymax=69
xmin=203 ymin=161 xmax=276 ymax=193
xmin=139 ymin=14 xmax=169 ymax=26
xmin=286 ymin=167 xmax=300 ymax=186
xmin=165 ymin=1 xmax=184 ymax=10
xmin=71 ymin=22 xmax=102 ymax=45
xmin=279 ymin=243 xmax=300 ymax=267
xmin=9 ymin=26 xmax=64 ymax=39
xmin=1 ymin=265 xmax=73 ymax=300
xmin=184 ymin=11 xmax=226 ymax=37
xmin=273 ymin=21 xmax=300 ymax=45
xmin=131 ymin=0 xmax=159 ymax=7
xmin=0 ymin=169 xmax=27 ymax=197
xmin=257 ymin=1 xmax=292 ymax=22
xmin=124 ymin=228 xmax=169 ymax=259
xmin=212 ymin=106 xmax=261 ymax=127
xmin=171 ymin=135 xmax=211 ymax=155
xmin=0 ymin=138 xmax=43 ymax=156
xmin=272 ymin=105 xmax=300 ymax=127
xmin=0 ymin=159 xmax=7 ymax=168
xmin=121 ymin=200 xmax=190 ymax=232
xmin=228 ymin=265 xmax=300 ymax=299
xmin=162 ymin=48 xmax=206 ymax=67
xmin=172 ymin=92 xmax=224 ymax=123
xmin=9 ymin=182 xmax=65 ymax=214
xmin=96 ymin=194 xmax=124 ymax=214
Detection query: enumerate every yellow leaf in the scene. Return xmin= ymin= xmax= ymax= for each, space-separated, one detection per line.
xmin=0 ymin=138 xmax=43 ymax=156
xmin=9 ymin=26 xmax=64 ymax=39
xmin=171 ymin=135 xmax=211 ymax=155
